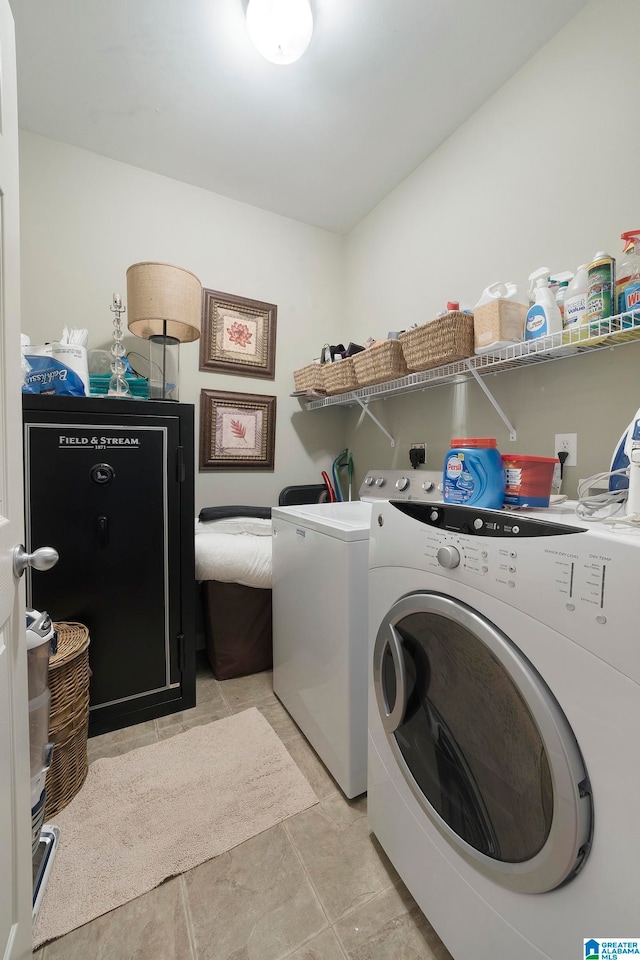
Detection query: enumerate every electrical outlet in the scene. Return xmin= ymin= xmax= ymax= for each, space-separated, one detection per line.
xmin=409 ymin=443 xmax=426 ymax=467
xmin=554 ymin=433 xmax=577 ymax=467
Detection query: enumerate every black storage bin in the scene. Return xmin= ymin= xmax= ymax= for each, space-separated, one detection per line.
xmin=201 ymin=581 xmax=272 ymax=680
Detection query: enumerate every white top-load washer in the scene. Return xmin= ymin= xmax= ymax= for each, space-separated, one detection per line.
xmin=272 ymin=469 xmax=441 ymax=798
xmin=367 ymin=497 xmax=640 ymax=960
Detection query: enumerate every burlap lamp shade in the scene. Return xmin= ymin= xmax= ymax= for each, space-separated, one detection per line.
xmin=126 ymin=262 xmax=202 ymax=400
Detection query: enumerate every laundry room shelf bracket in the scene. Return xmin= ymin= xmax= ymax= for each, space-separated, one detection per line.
xmin=463 ymin=359 xmax=517 ymax=441
xmin=354 ymin=397 xmax=395 ymax=446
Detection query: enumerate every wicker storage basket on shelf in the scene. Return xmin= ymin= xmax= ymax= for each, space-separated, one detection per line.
xmin=399 ymin=311 xmax=475 ymax=372
xmin=352 ymin=340 xmax=407 ymax=387
xmin=321 ymin=357 xmax=358 ymax=395
xmin=293 ymin=363 xmax=325 ymax=393
xmin=45 ymin=621 xmax=90 ymax=818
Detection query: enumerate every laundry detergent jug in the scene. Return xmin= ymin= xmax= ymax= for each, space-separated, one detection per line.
xmin=443 ymin=438 xmax=505 ymax=509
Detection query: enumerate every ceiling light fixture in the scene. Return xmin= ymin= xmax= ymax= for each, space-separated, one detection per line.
xmin=246 ymin=0 xmax=313 ymax=65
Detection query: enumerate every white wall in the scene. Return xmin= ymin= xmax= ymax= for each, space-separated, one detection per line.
xmin=19 ymin=132 xmax=346 ymax=509
xmin=342 ymin=0 xmax=640 ymax=495
xmin=21 ymin=0 xmax=640 ymax=505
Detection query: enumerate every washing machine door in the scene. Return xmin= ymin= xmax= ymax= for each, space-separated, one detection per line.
xmin=373 ymin=591 xmax=592 ymax=894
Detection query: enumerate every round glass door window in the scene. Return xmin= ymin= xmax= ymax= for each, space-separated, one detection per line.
xmin=373 ymin=592 xmax=593 ymax=893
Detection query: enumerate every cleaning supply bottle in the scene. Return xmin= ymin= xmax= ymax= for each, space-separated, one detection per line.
xmin=435 ymin=301 xmax=474 ymax=318
xmin=616 ymin=231 xmax=640 ymax=325
xmin=525 ymin=277 xmax=563 ymax=341
xmin=549 ymin=271 xmax=573 ymax=321
xmin=563 ymin=264 xmax=588 ymax=329
xmin=555 ymin=282 xmax=569 ymax=321
xmin=528 ymin=267 xmax=551 ymax=304
xmin=586 ymin=251 xmax=616 ymax=333
xmin=443 ymin=438 xmax=505 ymax=509
xmin=475 ymin=282 xmax=529 ymax=308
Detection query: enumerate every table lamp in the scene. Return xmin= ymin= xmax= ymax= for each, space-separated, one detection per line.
xmin=126 ymin=262 xmax=202 ymax=400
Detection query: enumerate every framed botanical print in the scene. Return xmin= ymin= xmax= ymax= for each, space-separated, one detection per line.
xmin=199 ymin=389 xmax=276 ymax=471
xmin=199 ymin=289 xmax=277 ymax=379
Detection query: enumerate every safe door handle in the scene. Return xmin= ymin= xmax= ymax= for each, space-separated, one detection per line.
xmin=373 ymin=624 xmax=407 ymax=734
xmin=13 ymin=545 xmax=59 ymax=578
xmin=97 ymin=515 xmax=108 ymax=547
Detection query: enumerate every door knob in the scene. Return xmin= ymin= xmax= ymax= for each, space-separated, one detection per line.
xmin=13 ymin=545 xmax=59 ymax=578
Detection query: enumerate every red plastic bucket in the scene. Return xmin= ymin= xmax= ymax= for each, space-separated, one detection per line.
xmin=501 ymin=454 xmax=557 ymax=507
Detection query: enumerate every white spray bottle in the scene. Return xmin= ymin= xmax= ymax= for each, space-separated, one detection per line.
xmin=525 ymin=276 xmax=563 ymax=341
xmin=527 ymin=267 xmax=551 ymax=303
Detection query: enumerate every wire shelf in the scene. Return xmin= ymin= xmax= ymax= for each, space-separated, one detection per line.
xmin=305 ymin=311 xmax=640 ymax=410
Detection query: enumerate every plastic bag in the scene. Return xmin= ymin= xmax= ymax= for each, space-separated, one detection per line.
xmin=22 ymin=342 xmax=89 ymax=396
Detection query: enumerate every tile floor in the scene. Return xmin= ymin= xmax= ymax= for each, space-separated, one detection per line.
xmin=34 ymin=655 xmax=454 ymax=960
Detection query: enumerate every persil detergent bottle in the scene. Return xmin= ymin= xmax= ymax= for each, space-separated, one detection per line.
xmin=443 ymin=438 xmax=505 ymax=509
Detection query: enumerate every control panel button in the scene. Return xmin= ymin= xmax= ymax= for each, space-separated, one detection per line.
xmin=512 ymin=526 xmax=520 ymax=535
xmin=481 ymin=550 xmax=488 ymax=559
xmin=596 ymin=615 xmax=607 ymax=624
xmin=510 ymin=550 xmax=517 ymax=558
xmin=375 ymin=477 xmax=386 ymax=487
xmin=566 ymin=603 xmax=575 ymax=611
xmin=482 ymin=565 xmax=488 ymax=573
xmin=422 ymin=479 xmax=434 ymax=492
xmin=364 ymin=476 xmax=374 ymax=486
xmin=508 ymin=565 xmax=516 ymax=573
xmin=430 ymin=509 xmax=439 ymax=522
xmin=396 ymin=477 xmax=409 ymax=491
xmin=473 ymin=518 xmax=483 ymax=530
xmin=508 ymin=580 xmax=515 ymax=588
xmin=437 ymin=545 xmax=460 ymax=569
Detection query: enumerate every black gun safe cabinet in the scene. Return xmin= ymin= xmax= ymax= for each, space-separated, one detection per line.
xmin=22 ymin=395 xmax=196 ymax=736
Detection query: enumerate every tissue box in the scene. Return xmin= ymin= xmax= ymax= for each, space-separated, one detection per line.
xmin=474 ymin=300 xmax=527 ymax=353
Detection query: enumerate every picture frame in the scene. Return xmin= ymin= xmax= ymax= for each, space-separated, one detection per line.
xmin=200 ymin=288 xmax=277 ymax=379
xmin=199 ymin=389 xmax=276 ymax=471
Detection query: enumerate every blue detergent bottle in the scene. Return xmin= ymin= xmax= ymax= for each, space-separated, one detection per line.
xmin=443 ymin=438 xmax=505 ymax=509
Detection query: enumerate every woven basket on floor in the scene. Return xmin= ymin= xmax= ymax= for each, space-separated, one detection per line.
xmin=321 ymin=357 xmax=358 ymax=395
xmin=352 ymin=340 xmax=407 ymax=387
xmin=45 ymin=621 xmax=91 ymax=818
xmin=293 ymin=363 xmax=324 ymax=393
xmin=399 ymin=311 xmax=475 ymax=372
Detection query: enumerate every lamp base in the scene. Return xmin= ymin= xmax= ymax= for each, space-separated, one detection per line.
xmin=149 ymin=334 xmax=180 ymax=401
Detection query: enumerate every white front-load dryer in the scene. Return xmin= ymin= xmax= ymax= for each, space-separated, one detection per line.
xmin=367 ymin=499 xmax=640 ymax=960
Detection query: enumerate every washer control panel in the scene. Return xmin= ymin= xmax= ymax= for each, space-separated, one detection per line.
xmin=372 ymin=499 xmax=640 ymax=686
xmin=360 ymin=469 xmax=442 ymax=502
xmin=398 ymin=502 xmax=585 ymax=538
xmin=384 ymin=499 xmax=614 ymax=612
